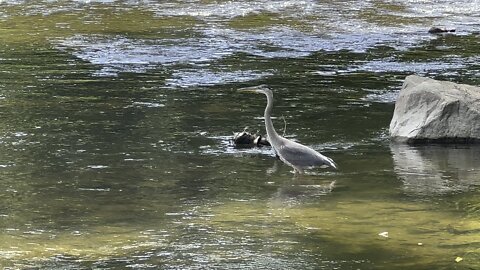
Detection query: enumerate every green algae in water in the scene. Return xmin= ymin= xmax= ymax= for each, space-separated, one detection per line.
xmin=192 ymin=193 xmax=480 ymax=269
xmin=0 ymin=6 xmax=200 ymax=44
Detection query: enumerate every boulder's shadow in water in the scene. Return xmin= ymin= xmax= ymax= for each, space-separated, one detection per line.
xmin=390 ymin=144 xmax=480 ymax=196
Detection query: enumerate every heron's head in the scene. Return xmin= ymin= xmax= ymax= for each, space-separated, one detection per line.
xmin=238 ymin=85 xmax=272 ymax=96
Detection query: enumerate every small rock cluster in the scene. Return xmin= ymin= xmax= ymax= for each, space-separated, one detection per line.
xmin=232 ymin=128 xmax=270 ymax=147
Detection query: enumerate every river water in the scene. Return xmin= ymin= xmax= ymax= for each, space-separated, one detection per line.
xmin=1 ymin=1 xmax=479 ymax=269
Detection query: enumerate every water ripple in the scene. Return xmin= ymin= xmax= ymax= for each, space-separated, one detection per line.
xmin=166 ymin=69 xmax=272 ymax=88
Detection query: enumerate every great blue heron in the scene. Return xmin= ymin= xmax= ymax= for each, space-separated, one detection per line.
xmin=239 ymin=85 xmax=337 ymax=174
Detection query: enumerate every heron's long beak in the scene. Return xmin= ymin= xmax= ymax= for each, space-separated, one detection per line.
xmin=238 ymin=86 xmax=261 ymax=93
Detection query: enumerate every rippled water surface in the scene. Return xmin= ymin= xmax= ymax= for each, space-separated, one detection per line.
xmin=1 ymin=1 xmax=480 ymax=269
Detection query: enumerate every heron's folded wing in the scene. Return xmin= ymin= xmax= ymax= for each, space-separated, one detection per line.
xmin=278 ymin=143 xmax=325 ymax=167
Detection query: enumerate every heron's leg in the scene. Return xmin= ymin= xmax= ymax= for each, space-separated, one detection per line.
xmin=267 ymin=160 xmax=280 ymax=175
xmin=293 ymin=166 xmax=304 ymax=175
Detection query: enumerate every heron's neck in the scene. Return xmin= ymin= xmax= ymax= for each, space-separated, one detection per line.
xmin=264 ymin=92 xmax=280 ymax=142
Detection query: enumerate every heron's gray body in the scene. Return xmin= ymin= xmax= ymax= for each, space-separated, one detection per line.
xmin=240 ymin=85 xmax=337 ymax=174
xmin=274 ymin=137 xmax=336 ymax=173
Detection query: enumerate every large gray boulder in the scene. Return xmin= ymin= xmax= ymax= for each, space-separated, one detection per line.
xmin=390 ymin=75 xmax=480 ymax=143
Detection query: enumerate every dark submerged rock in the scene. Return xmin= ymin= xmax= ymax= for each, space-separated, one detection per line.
xmin=428 ymin=27 xmax=456 ymax=34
